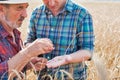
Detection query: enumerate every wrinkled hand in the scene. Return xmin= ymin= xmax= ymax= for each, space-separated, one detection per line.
xmin=46 ymin=55 xmax=70 ymax=68
xmin=26 ymin=38 xmax=54 ymax=57
xmin=28 ymin=57 xmax=47 ymax=71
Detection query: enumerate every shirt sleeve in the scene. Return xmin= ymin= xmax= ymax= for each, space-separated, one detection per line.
xmin=0 ymin=57 xmax=8 ymax=78
xmin=78 ymin=11 xmax=95 ymax=53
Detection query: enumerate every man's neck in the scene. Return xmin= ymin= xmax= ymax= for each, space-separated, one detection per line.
xmin=49 ymin=6 xmax=64 ymax=16
xmin=52 ymin=11 xmax=59 ymax=16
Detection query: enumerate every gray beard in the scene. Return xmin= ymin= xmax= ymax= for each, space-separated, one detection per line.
xmin=2 ymin=15 xmax=19 ymax=29
xmin=6 ymin=20 xmax=19 ymax=29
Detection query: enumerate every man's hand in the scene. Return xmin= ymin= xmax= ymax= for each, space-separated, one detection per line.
xmin=8 ymin=38 xmax=54 ymax=78
xmin=46 ymin=55 xmax=71 ymax=68
xmin=27 ymin=57 xmax=47 ymax=71
xmin=26 ymin=38 xmax=54 ymax=57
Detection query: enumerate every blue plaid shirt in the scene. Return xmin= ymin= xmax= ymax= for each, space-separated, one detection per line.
xmin=26 ymin=0 xmax=94 ymax=79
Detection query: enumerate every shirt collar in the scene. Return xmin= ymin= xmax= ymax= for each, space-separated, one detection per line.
xmin=0 ymin=24 xmax=21 ymax=39
xmin=64 ymin=0 xmax=74 ymax=13
xmin=43 ymin=0 xmax=74 ymax=14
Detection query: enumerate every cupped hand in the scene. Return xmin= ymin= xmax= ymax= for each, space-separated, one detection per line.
xmin=26 ymin=38 xmax=54 ymax=57
xmin=46 ymin=55 xmax=71 ymax=68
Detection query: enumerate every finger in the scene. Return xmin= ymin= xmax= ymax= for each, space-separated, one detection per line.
xmin=46 ymin=62 xmax=60 ymax=68
xmin=37 ymin=38 xmax=54 ymax=48
xmin=35 ymin=62 xmax=46 ymax=70
xmin=38 ymin=42 xmax=54 ymax=52
xmin=37 ymin=58 xmax=48 ymax=63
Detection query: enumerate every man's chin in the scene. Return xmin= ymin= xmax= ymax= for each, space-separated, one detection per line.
xmin=11 ymin=24 xmax=21 ymax=29
xmin=15 ymin=25 xmax=21 ymax=28
xmin=18 ymin=22 xmax=23 ymax=26
xmin=16 ymin=22 xmax=22 ymax=28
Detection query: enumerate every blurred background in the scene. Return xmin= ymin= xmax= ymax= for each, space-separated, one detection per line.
xmin=19 ymin=0 xmax=120 ymax=80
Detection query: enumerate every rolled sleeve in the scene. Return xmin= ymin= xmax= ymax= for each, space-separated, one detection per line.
xmin=78 ymin=12 xmax=94 ymax=53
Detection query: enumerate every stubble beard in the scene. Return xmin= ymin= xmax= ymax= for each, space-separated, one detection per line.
xmin=2 ymin=15 xmax=20 ymax=29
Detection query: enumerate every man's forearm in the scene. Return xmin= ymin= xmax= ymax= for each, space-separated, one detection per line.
xmin=8 ymin=48 xmax=31 ymax=78
xmin=66 ymin=50 xmax=92 ymax=64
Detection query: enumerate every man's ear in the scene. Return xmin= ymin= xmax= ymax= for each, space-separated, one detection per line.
xmin=0 ymin=5 xmax=4 ymax=12
xmin=0 ymin=5 xmax=5 ymax=23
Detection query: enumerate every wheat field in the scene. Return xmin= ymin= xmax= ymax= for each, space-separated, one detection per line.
xmin=19 ymin=1 xmax=120 ymax=80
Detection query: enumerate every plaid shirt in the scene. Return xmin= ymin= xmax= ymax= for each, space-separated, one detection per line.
xmin=0 ymin=25 xmax=21 ymax=80
xmin=26 ymin=0 xmax=94 ymax=79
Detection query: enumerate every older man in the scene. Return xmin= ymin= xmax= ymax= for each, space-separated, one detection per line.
xmin=0 ymin=0 xmax=54 ymax=79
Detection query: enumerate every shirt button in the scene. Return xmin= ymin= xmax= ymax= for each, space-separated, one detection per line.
xmin=50 ymin=15 xmax=53 ymax=17
xmin=47 ymin=56 xmax=50 ymax=59
xmin=51 ymin=28 xmax=54 ymax=31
